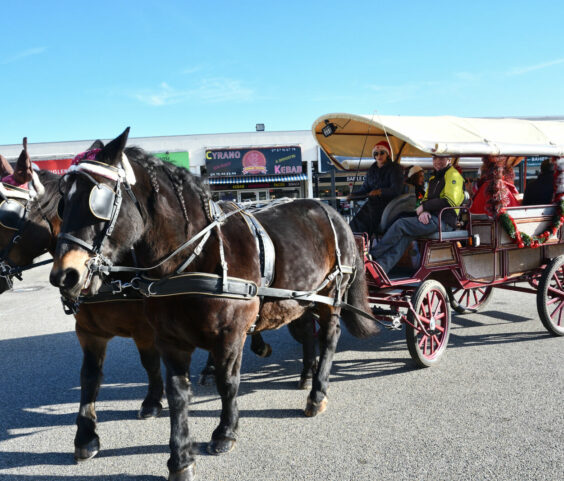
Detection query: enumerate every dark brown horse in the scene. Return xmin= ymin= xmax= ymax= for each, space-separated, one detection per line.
xmin=1 ymin=145 xmax=302 ymax=455
xmin=50 ymin=129 xmax=379 ymax=481
xmin=1 ymin=141 xmax=313 ymax=464
xmin=0 ymin=164 xmax=164 ymax=461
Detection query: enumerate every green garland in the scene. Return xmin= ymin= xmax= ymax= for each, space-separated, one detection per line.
xmin=498 ymin=200 xmax=564 ymax=248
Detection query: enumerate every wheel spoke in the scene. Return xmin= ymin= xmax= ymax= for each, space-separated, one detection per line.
xmin=418 ymin=315 xmax=431 ymax=325
xmin=547 ymin=285 xmax=564 ymax=298
xmin=551 ymin=301 xmax=564 ymax=326
xmin=419 ymin=334 xmax=428 ymax=352
xmin=471 ymin=290 xmax=479 ymax=306
xmin=549 ymin=300 xmax=564 ymax=320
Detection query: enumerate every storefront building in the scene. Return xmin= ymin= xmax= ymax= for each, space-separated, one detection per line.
xmin=0 ymin=130 xmax=317 ymax=202
xmin=205 ymin=145 xmax=307 ymax=202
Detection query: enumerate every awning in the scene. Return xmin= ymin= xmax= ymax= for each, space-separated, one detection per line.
xmin=312 ymin=113 xmax=564 ymax=170
xmin=206 ymin=174 xmax=307 ymax=185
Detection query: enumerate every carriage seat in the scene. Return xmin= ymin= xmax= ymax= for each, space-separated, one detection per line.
xmin=378 ymin=193 xmax=412 ymax=233
xmin=420 ymin=192 xmax=472 ymax=241
xmin=422 ymin=229 xmax=469 ymax=240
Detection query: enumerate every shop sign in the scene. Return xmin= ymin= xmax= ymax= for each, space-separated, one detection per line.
xmin=205 ymin=146 xmax=302 ymax=177
xmin=318 ymin=174 xmax=366 ymax=184
xmin=212 ymin=181 xmax=295 ymax=190
xmin=154 ymin=151 xmax=189 ymax=169
xmin=525 ymin=156 xmax=550 ymax=168
xmin=34 ymin=158 xmax=73 ymax=175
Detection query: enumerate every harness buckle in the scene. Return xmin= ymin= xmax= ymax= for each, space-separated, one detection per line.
xmin=247 ymin=282 xmax=258 ymax=298
xmin=110 ymin=279 xmax=126 ymax=294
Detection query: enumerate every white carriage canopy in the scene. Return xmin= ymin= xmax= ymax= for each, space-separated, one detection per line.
xmin=312 ymin=114 xmax=564 ymax=171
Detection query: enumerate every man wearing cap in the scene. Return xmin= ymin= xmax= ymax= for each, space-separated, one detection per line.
xmin=347 ymin=140 xmax=404 ymax=236
xmin=371 ymin=155 xmax=465 ymax=274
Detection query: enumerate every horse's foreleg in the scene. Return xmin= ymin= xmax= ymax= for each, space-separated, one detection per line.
xmin=162 ymin=346 xmax=195 ymax=480
xmin=74 ymin=331 xmax=109 ymax=461
xmin=134 ymin=338 xmax=164 ymax=419
xmin=208 ymin=336 xmax=245 ymax=455
xmin=304 ymin=311 xmax=341 ymax=417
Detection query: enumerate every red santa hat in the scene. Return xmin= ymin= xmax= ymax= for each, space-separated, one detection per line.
xmin=372 ymin=140 xmax=391 ymax=158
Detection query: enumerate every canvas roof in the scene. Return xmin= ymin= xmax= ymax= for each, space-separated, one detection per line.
xmin=312 ymin=113 xmax=564 ymax=170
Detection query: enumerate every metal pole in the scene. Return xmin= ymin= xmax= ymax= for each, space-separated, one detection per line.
xmin=330 ymin=169 xmax=336 ymax=208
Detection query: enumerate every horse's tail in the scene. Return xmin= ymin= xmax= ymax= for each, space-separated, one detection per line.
xmin=340 ymin=252 xmax=380 ymax=338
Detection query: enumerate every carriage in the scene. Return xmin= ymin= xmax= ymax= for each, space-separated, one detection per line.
xmin=312 ymin=113 xmax=564 ymax=367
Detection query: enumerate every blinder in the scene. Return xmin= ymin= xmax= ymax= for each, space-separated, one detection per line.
xmin=89 ymin=184 xmax=116 ymax=221
xmin=0 ymin=199 xmax=26 ymax=231
xmin=57 ymin=183 xmax=117 ymax=221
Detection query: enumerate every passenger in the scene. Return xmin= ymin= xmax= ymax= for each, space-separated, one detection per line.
xmin=347 ymin=140 xmax=404 ymax=237
xmin=405 ymin=165 xmax=425 ymax=210
xmin=370 ymin=156 xmax=464 ymax=274
xmin=522 ymin=158 xmax=555 ymax=205
xmin=469 ymin=156 xmax=520 ymax=216
xmin=386 ymin=165 xmax=426 ymax=226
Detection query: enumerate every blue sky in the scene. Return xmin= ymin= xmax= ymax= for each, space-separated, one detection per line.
xmin=2 ymin=0 xmax=564 ymax=145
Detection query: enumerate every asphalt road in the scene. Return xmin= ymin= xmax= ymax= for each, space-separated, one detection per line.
xmin=0 ymin=263 xmax=562 ymax=481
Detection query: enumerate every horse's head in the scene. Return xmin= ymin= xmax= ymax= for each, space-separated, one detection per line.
xmin=0 ymin=140 xmax=56 ymax=293
xmin=49 ymin=128 xmax=145 ymax=300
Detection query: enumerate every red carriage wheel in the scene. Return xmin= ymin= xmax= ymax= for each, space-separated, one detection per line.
xmin=448 ymin=286 xmax=494 ymax=314
xmin=406 ymin=280 xmax=451 ymax=367
xmin=537 ymin=255 xmax=564 ymax=336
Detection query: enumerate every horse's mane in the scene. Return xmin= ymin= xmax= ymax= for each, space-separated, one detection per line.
xmin=125 ymin=146 xmax=210 ymax=225
xmin=35 ymin=169 xmax=62 ymax=220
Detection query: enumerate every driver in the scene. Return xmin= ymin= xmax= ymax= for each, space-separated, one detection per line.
xmin=347 ymin=140 xmax=404 ymax=237
xmin=370 ymin=155 xmax=464 ymax=274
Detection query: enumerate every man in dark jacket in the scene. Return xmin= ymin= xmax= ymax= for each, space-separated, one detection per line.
xmin=523 ymin=158 xmax=554 ymax=205
xmin=347 ymin=140 xmax=404 ymax=236
xmin=371 ymin=156 xmax=465 ymax=274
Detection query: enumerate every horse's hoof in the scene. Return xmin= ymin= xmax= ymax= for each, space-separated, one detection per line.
xmin=198 ymin=373 xmax=215 ymax=386
xmin=169 ymin=462 xmax=196 ymax=481
xmin=207 ymin=438 xmax=236 ymax=455
xmin=74 ymin=438 xmax=100 ymax=462
xmin=258 ymin=343 xmax=272 ymax=358
xmin=304 ymin=395 xmax=328 ymax=417
xmin=138 ymin=402 xmax=162 ymax=419
xmin=297 ymin=376 xmax=312 ymax=390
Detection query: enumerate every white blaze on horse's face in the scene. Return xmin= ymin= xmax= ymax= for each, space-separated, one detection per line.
xmin=68 ymin=178 xmax=78 ymax=200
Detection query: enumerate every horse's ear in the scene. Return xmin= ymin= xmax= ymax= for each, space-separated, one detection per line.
xmin=88 ymin=139 xmax=104 ymax=150
xmin=0 ymin=153 xmax=14 ymax=177
xmin=99 ymin=127 xmax=130 ymax=166
xmin=14 ymin=137 xmax=33 ymax=184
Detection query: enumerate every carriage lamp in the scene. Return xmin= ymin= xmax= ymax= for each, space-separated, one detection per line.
xmin=322 ymin=120 xmax=337 ymax=137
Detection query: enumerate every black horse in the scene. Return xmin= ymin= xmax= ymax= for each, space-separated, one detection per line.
xmin=50 ymin=129 xmax=379 ymax=481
